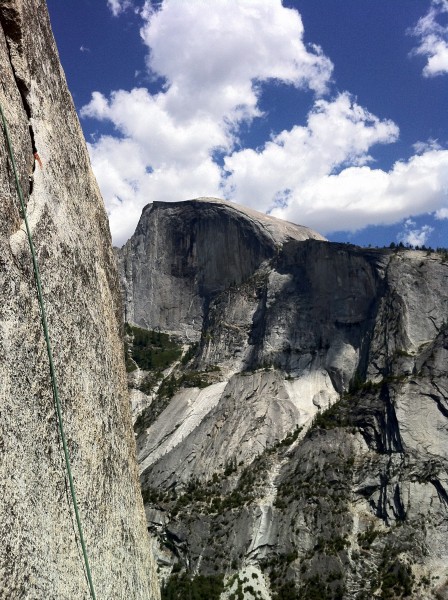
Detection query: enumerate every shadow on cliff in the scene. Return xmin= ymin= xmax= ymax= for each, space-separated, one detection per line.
xmin=244 ymin=239 xmax=391 ymax=392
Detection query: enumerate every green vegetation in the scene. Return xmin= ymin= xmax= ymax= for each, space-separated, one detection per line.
xmin=277 ymin=424 xmax=302 ymax=447
xmin=168 ymin=477 xmax=249 ymax=516
xmin=181 ymin=342 xmax=199 ymax=365
xmin=346 ymin=371 xmax=393 ymax=397
xmin=314 ymin=535 xmax=349 ymax=556
xmin=300 ymin=573 xmax=345 ymax=600
xmin=134 ymin=369 xmax=215 ymax=434
xmin=125 ymin=323 xmax=182 ymax=371
xmin=307 ymin=370 xmax=410 ymax=435
xmin=437 ymin=247 xmax=448 ymax=262
xmin=161 ymin=572 xmax=224 ymax=600
xmin=124 ymin=340 xmax=137 ymax=372
xmin=224 ymin=457 xmax=238 ymax=476
xmin=358 ymin=525 xmax=380 ymax=549
xmin=226 ymin=574 xmax=265 ymax=600
xmin=380 ymin=561 xmax=414 ymax=599
xmin=272 ymin=580 xmax=299 ymax=600
xmin=142 ymin=425 xmax=304 ymax=515
xmin=388 ymin=243 xmax=448 ymax=257
xmin=262 ymin=552 xmax=345 ymax=599
xmin=378 ymin=546 xmax=414 ymax=599
xmin=141 ymin=470 xmax=250 ymax=515
xmin=228 ymin=576 xmax=244 ymax=600
xmin=175 ymin=370 xmax=214 ymax=389
xmin=260 ymin=553 xmax=300 ymax=600
xmin=271 ymin=439 xmax=352 ymax=599
xmin=137 ymin=370 xmax=163 ymax=395
xmin=125 ymin=321 xmax=218 ymax=433
xmin=308 ymin=400 xmax=351 ymax=431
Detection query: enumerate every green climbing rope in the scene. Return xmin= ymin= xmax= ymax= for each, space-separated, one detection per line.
xmin=0 ymin=102 xmax=97 ymax=600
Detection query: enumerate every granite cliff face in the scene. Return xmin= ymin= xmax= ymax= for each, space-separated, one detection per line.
xmin=117 ymin=198 xmax=325 ymax=341
xmin=0 ymin=1 xmax=159 ymax=598
xmin=118 ymin=199 xmax=448 ymax=599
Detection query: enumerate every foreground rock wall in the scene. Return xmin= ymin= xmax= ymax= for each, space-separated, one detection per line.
xmin=0 ymin=1 xmax=159 ymax=598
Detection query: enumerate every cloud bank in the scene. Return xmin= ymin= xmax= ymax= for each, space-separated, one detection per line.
xmin=84 ymin=0 xmax=448 ymax=245
xmin=411 ymin=0 xmax=448 ymax=77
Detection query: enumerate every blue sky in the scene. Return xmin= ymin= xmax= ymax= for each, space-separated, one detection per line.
xmin=47 ymin=0 xmax=448 ymax=248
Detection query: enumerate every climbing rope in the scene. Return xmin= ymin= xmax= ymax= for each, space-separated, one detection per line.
xmin=0 ymin=102 xmax=97 ymax=600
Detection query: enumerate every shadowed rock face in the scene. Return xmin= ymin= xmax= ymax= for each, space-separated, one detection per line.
xmin=0 ymin=2 xmax=159 ymax=598
xmin=120 ymin=199 xmax=448 ymax=598
xmin=116 ymin=198 xmax=325 ymax=340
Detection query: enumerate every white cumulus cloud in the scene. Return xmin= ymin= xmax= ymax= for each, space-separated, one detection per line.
xmin=222 ymin=93 xmax=399 ymax=217
xmin=413 ymin=138 xmax=442 ymax=154
xmin=269 ymin=148 xmax=448 ymax=234
xmin=84 ymin=0 xmax=334 ymax=245
xmin=84 ymin=0 xmax=448 ymax=246
xmin=107 ymin=0 xmax=134 ymax=17
xmin=411 ymin=0 xmax=448 ymax=77
xmin=435 ymin=207 xmax=448 ymax=219
xmin=140 ymin=0 xmax=333 ymax=119
xmin=399 ymin=221 xmax=434 ymax=247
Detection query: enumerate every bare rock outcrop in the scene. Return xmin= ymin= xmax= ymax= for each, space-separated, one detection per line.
xmin=116 ymin=197 xmax=325 ymax=341
xmin=120 ymin=198 xmax=448 ymax=599
xmin=0 ymin=1 xmax=159 ymax=598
